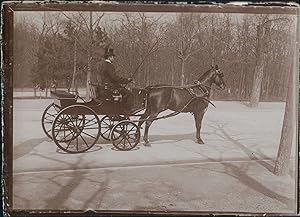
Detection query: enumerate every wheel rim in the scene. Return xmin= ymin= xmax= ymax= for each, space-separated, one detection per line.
xmin=52 ymin=105 xmax=100 ymax=153
xmin=41 ymin=103 xmax=60 ymax=139
xmin=100 ymin=115 xmax=128 ymax=141
xmin=111 ymin=121 xmax=140 ymax=151
xmin=100 ymin=116 xmax=116 ymax=141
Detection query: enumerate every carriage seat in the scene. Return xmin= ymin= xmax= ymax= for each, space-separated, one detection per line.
xmin=50 ymin=90 xmax=77 ymax=99
xmin=94 ymin=85 xmax=123 ymax=103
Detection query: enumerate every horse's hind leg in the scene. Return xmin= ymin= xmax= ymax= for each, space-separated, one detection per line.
xmin=143 ymin=113 xmax=159 ymax=146
xmin=194 ymin=111 xmax=205 ymax=144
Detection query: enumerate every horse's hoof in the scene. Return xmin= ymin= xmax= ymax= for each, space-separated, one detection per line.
xmin=144 ymin=141 xmax=151 ymax=147
xmin=197 ymin=139 xmax=204 ymax=144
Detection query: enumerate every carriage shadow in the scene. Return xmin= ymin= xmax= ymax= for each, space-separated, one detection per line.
xmin=111 ymin=146 xmax=140 ymax=152
xmin=55 ymin=144 xmax=103 ymax=154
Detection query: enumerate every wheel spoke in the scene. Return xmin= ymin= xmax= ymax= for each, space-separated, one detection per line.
xmin=84 ymin=123 xmax=98 ymax=128
xmin=115 ymin=136 xmax=125 ymax=146
xmin=76 ymin=134 xmax=79 ymax=150
xmin=128 ymin=134 xmax=137 ymax=140
xmin=44 ymin=117 xmax=55 ymax=122
xmin=79 ymin=134 xmax=90 ymax=148
xmin=102 ymin=119 xmax=110 ymax=126
xmin=84 ymin=127 xmax=100 ymax=130
xmin=46 ymin=112 xmax=56 ymax=118
xmin=125 ymin=137 xmax=133 ymax=148
xmin=58 ymin=130 xmax=74 ymax=142
xmin=81 ymin=131 xmax=96 ymax=139
xmin=54 ymin=124 xmax=64 ymax=138
xmin=65 ymin=136 xmax=73 ymax=150
xmin=122 ymin=136 xmax=126 ymax=149
xmin=63 ymin=123 xmax=66 ymax=139
xmin=127 ymin=126 xmax=136 ymax=134
xmin=44 ymin=120 xmax=53 ymax=124
xmin=101 ymin=128 xmax=110 ymax=135
xmin=77 ymin=117 xmax=84 ymax=127
xmin=83 ymin=117 xmax=97 ymax=126
xmin=128 ymin=132 xmax=138 ymax=136
xmin=66 ymin=115 xmax=77 ymax=128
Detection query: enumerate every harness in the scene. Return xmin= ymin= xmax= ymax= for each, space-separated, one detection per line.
xmin=146 ymin=81 xmax=215 ymax=111
xmin=148 ymin=82 xmax=211 ymax=101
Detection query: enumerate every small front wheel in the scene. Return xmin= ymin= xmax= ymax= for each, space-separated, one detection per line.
xmin=110 ymin=121 xmax=140 ymax=151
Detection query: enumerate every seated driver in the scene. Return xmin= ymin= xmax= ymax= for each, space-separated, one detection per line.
xmin=99 ymin=48 xmax=134 ymax=112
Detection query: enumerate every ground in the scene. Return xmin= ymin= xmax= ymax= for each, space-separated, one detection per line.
xmin=12 ymin=98 xmax=297 ymax=214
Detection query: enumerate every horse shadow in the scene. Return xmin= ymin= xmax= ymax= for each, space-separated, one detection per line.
xmin=140 ymin=132 xmax=210 ymax=144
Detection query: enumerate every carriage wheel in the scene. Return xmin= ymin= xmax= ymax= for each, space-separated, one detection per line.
xmin=110 ymin=120 xmax=140 ymax=151
xmin=52 ymin=105 xmax=101 ymax=153
xmin=42 ymin=103 xmax=60 ymax=139
xmin=100 ymin=115 xmax=128 ymax=141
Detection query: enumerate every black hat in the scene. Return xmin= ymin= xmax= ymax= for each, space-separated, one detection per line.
xmin=103 ymin=48 xmax=115 ymax=58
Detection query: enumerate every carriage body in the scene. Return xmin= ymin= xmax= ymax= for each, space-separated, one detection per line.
xmin=50 ymin=87 xmax=145 ymax=116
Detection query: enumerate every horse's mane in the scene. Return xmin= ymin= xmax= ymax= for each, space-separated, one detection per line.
xmin=198 ymin=67 xmax=214 ymax=82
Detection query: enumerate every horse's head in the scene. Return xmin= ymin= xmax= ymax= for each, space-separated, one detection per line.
xmin=211 ymin=65 xmax=225 ymax=90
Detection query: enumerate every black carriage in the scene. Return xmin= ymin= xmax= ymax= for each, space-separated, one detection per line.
xmin=42 ymin=86 xmax=145 ymax=153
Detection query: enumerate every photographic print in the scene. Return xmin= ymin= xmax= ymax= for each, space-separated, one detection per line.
xmin=2 ymin=2 xmax=299 ymax=215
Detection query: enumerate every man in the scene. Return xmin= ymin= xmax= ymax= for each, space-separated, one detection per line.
xmin=95 ymin=48 xmax=134 ymax=112
xmin=101 ymin=48 xmax=132 ymax=87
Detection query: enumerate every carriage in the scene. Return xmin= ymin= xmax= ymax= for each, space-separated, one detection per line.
xmin=42 ymin=65 xmax=225 ymax=154
xmin=42 ymin=86 xmax=146 ymax=153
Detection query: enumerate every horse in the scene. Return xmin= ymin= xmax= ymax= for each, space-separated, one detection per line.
xmin=138 ymin=64 xmax=225 ymax=145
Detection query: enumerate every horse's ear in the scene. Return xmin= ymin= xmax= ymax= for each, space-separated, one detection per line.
xmin=215 ymin=64 xmax=219 ymax=70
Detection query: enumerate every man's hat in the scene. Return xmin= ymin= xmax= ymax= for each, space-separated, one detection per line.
xmin=103 ymin=48 xmax=115 ymax=58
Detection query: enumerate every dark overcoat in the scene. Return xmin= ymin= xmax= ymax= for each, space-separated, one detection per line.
xmin=101 ymin=61 xmax=128 ymax=88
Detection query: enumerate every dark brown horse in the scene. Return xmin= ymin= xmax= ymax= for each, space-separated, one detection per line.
xmin=138 ymin=64 xmax=225 ymax=145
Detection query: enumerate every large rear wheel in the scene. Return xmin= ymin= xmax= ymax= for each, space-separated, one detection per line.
xmin=52 ymin=105 xmax=101 ymax=153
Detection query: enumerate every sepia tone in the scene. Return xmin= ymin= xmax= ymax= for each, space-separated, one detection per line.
xmin=2 ymin=2 xmax=299 ymax=215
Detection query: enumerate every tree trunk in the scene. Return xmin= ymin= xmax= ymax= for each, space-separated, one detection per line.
xmin=274 ymin=13 xmax=298 ymax=175
xmin=86 ymin=12 xmax=93 ymax=101
xmin=249 ymin=25 xmax=265 ymax=107
xmin=71 ymin=39 xmax=77 ymax=92
xmin=274 ymin=51 xmax=296 ymax=176
xmin=180 ymin=58 xmax=185 ymax=86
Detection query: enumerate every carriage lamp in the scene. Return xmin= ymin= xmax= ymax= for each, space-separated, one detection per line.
xmin=112 ymin=90 xmax=122 ymax=102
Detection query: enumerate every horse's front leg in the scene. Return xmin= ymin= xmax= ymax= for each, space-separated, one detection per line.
xmin=138 ymin=110 xmax=149 ymax=129
xmin=143 ymin=113 xmax=159 ymax=146
xmin=194 ymin=110 xmax=205 ymax=144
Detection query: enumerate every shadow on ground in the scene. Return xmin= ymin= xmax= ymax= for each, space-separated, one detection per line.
xmin=14 ymin=137 xmax=48 ymax=160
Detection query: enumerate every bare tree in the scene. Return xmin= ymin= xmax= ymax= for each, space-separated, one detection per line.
xmin=274 ymin=17 xmax=298 ymax=176
xmin=249 ymin=15 xmax=291 ymax=107
xmin=167 ymin=13 xmax=208 ymax=85
xmin=62 ymin=12 xmax=107 ymax=100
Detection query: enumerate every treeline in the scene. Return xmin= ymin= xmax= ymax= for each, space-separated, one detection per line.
xmin=14 ymin=12 xmax=296 ymax=103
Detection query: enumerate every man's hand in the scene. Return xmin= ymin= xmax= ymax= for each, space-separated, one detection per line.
xmin=127 ymin=78 xmax=133 ymax=83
